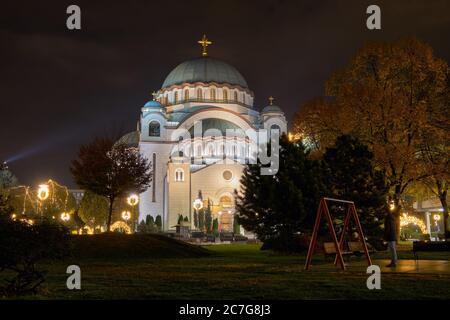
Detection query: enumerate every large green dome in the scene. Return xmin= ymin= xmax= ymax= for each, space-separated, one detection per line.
xmin=162 ymin=57 xmax=248 ymax=89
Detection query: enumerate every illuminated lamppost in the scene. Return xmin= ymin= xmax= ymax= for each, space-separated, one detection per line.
xmin=192 ymin=198 xmax=204 ymax=230
xmin=60 ymin=212 xmax=70 ymax=222
xmin=122 ymin=210 xmax=131 ymax=223
xmin=37 ymin=184 xmax=50 ymax=201
xmin=127 ymin=194 xmax=139 ymax=232
xmin=193 ymin=198 xmax=203 ymax=211
xmin=37 ymin=183 xmax=50 ymax=220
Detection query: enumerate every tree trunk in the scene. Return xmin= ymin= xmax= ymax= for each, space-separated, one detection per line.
xmin=106 ymin=197 xmax=114 ymax=232
xmin=392 ymin=192 xmax=402 ymax=242
xmin=438 ymin=190 xmax=448 ymax=239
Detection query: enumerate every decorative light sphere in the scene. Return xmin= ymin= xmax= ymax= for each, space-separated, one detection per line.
xmin=434 ymin=214 xmax=441 ymax=221
xmin=193 ymin=198 xmax=203 ymax=210
xmin=127 ymin=194 xmax=139 ymax=206
xmin=122 ymin=210 xmax=131 ymax=221
xmin=37 ymin=184 xmax=50 ymax=201
xmin=60 ymin=212 xmax=70 ymax=222
xmin=389 ymin=201 xmax=396 ymax=211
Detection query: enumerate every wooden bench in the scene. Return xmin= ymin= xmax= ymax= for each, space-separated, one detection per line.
xmin=323 ymin=241 xmax=369 ymax=258
xmin=413 ymin=241 xmax=450 ymax=260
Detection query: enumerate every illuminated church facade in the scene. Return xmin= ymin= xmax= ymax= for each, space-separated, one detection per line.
xmin=120 ymin=37 xmax=287 ymax=232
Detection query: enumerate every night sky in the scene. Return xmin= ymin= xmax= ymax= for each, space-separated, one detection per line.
xmin=1 ymin=0 xmax=449 ymax=187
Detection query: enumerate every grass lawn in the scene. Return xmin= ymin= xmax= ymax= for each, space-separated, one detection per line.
xmin=3 ymin=236 xmax=450 ymax=300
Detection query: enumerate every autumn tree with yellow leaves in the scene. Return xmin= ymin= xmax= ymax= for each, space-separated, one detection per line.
xmin=294 ymin=38 xmax=450 ymax=237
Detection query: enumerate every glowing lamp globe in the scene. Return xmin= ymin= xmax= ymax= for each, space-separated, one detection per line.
xmin=193 ymin=198 xmax=203 ymax=210
xmin=60 ymin=212 xmax=70 ymax=222
xmin=37 ymin=184 xmax=50 ymax=201
xmin=122 ymin=210 xmax=131 ymax=221
xmin=127 ymin=194 xmax=139 ymax=206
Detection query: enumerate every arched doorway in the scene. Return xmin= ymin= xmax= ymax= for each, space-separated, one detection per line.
xmin=218 ymin=195 xmax=234 ymax=232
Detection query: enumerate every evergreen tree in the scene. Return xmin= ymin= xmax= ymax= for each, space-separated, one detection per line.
xmin=145 ymin=215 xmax=155 ymax=226
xmin=322 ymin=135 xmax=388 ymax=247
xmin=177 ymin=214 xmax=184 ymax=225
xmin=212 ymin=218 xmax=219 ymax=235
xmin=193 ymin=209 xmax=198 ymax=229
xmin=233 ymin=214 xmax=241 ymax=234
xmin=155 ymin=215 xmax=162 ymax=231
xmin=198 ymin=209 xmax=205 ymax=231
xmin=204 ymin=200 xmax=212 ymax=233
xmin=235 ymin=135 xmax=324 ymax=252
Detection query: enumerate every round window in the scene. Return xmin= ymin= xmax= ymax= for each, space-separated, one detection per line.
xmin=223 ymin=170 xmax=233 ymax=181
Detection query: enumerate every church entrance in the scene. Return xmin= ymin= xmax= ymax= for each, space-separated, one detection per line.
xmin=218 ymin=195 xmax=234 ymax=232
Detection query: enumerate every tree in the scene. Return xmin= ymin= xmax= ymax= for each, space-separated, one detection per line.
xmin=193 ymin=209 xmax=198 ymax=229
xmin=198 ymin=209 xmax=205 ymax=231
xmin=155 ymin=215 xmax=162 ymax=231
xmin=71 ymin=138 xmax=152 ymax=231
xmin=212 ymin=218 xmax=219 ymax=235
xmin=177 ymin=214 xmax=184 ymax=225
xmin=294 ymin=38 xmax=450 ymax=238
xmin=0 ymin=215 xmax=70 ymax=296
xmin=235 ymin=135 xmax=324 ymax=252
xmin=204 ymin=200 xmax=212 ymax=233
xmin=145 ymin=215 xmax=155 ymax=226
xmin=233 ymin=214 xmax=241 ymax=235
xmin=0 ymin=162 xmax=18 ymax=189
xmin=322 ymin=135 xmax=388 ymax=247
xmin=78 ymin=191 xmax=109 ymax=229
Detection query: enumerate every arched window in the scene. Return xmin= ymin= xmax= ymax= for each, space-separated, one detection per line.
xmin=175 ymin=168 xmax=184 ymax=182
xmin=270 ymin=124 xmax=281 ymax=134
xmin=174 ymin=91 xmax=178 ymax=104
xmin=149 ymin=121 xmax=160 ymax=137
xmin=210 ymin=88 xmax=216 ymax=101
xmin=207 ymin=144 xmax=215 ymax=156
xmin=223 ymin=89 xmax=228 ymax=102
xmin=184 ymin=89 xmax=189 ymax=101
xmin=234 ymin=91 xmax=238 ymax=102
xmin=197 ymin=88 xmax=202 ymax=99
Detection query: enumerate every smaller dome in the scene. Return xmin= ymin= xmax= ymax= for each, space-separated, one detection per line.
xmin=116 ymin=131 xmax=139 ymax=148
xmin=144 ymin=100 xmax=163 ymax=108
xmin=262 ymin=104 xmax=283 ymax=114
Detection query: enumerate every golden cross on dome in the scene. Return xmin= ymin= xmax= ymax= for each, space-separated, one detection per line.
xmin=151 ymin=91 xmax=157 ymax=100
xmin=198 ymin=35 xmax=212 ymax=57
xmin=268 ymin=96 xmax=275 ymax=105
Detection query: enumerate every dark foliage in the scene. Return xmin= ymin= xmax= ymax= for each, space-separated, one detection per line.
xmin=0 ymin=216 xmax=70 ymax=297
xmin=235 ymin=134 xmax=324 ymax=252
xmin=71 ymin=138 xmax=152 ymax=231
xmin=322 ymin=135 xmax=389 ymax=249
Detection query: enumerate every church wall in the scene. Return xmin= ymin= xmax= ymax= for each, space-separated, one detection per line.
xmin=138 ymin=141 xmax=173 ymax=225
xmin=190 ymin=162 xmax=243 ymax=215
xmin=167 ymin=162 xmax=191 ymax=229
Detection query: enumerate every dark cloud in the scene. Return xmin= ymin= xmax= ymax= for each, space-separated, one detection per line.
xmin=0 ymin=0 xmax=449 ymax=187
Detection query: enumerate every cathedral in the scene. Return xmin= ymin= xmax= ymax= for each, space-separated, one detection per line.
xmin=119 ymin=36 xmax=287 ymax=232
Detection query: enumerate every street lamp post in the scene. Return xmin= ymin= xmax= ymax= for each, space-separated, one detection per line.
xmin=126 ymin=194 xmax=139 ymax=232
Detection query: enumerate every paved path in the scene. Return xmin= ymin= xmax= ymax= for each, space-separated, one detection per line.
xmin=373 ymin=259 xmax=450 ymax=274
xmin=308 ymin=259 xmax=450 ymax=274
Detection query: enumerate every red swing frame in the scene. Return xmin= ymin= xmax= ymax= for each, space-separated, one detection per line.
xmin=304 ymin=197 xmax=372 ymax=271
